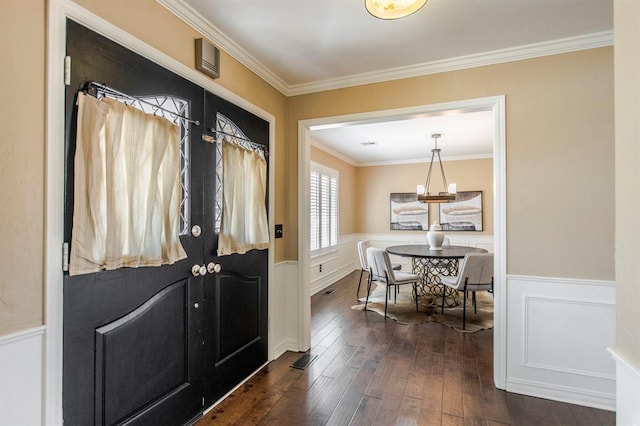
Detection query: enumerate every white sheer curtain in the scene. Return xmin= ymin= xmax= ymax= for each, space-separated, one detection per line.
xmin=217 ymin=141 xmax=269 ymax=256
xmin=69 ymin=92 xmax=187 ymax=276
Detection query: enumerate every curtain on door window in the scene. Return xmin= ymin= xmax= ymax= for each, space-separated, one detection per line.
xmin=310 ymin=162 xmax=338 ymax=254
xmin=217 ymin=141 xmax=270 ymax=256
xmin=69 ymin=92 xmax=187 ymax=276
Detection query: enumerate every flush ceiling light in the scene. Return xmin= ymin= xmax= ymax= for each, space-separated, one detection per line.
xmin=417 ymin=133 xmax=457 ymax=203
xmin=365 ymin=0 xmax=427 ymax=20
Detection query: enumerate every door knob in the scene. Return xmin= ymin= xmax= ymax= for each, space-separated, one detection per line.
xmin=207 ymin=262 xmax=221 ymax=274
xmin=191 ymin=264 xmax=207 ymax=277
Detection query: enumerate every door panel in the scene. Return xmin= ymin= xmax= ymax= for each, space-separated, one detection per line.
xmin=63 ymin=20 xmax=204 ymax=426
xmin=215 ymin=271 xmax=262 ymax=364
xmin=202 ymin=93 xmax=269 ymax=405
xmin=94 ymin=280 xmax=189 ymax=425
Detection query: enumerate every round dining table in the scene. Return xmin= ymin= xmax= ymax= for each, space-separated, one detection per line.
xmin=386 ymin=244 xmax=488 ymax=306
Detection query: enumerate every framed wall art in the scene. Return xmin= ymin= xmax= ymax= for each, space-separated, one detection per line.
xmin=390 ymin=193 xmax=429 ymax=231
xmin=438 ymin=190 xmax=483 ymax=231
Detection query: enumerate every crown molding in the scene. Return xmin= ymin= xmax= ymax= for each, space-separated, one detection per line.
xmin=289 ymin=31 xmax=613 ymax=95
xmin=156 ymin=0 xmax=290 ymax=95
xmin=158 ymin=0 xmax=612 ymax=97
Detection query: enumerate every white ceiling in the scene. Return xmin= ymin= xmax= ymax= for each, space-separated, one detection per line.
xmin=310 ymin=109 xmax=494 ymax=165
xmin=161 ymin=0 xmax=612 ymax=164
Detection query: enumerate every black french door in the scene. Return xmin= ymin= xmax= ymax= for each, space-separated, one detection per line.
xmin=63 ymin=20 xmax=268 ymax=425
xmin=201 ymin=92 xmax=269 ymax=405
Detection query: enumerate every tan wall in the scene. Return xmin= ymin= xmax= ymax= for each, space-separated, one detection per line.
xmin=310 ymin=146 xmax=357 ymax=236
xmin=356 ymin=158 xmax=493 ymax=234
xmin=614 ymin=0 xmax=640 ymax=368
xmin=0 ymin=1 xmax=46 ymax=336
xmin=287 ymin=48 xmax=614 ymax=281
xmin=0 ymin=0 xmax=288 ymax=337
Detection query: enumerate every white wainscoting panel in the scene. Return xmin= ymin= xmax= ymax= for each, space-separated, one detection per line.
xmin=506 ymin=275 xmax=616 ymax=410
xmin=270 ymin=261 xmax=301 ymax=358
xmin=0 ymin=326 xmax=45 ymax=425
xmin=608 ymin=348 xmax=640 ymax=425
xmin=310 ymin=235 xmax=358 ymax=295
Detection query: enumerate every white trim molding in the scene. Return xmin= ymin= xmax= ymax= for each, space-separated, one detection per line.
xmin=271 ymin=261 xmax=301 ymax=358
xmin=298 ymin=96 xmax=507 ymax=386
xmin=506 ymin=275 xmax=616 ymax=411
xmin=608 ymin=347 xmax=640 ymax=424
xmin=0 ymin=326 xmax=46 ymax=426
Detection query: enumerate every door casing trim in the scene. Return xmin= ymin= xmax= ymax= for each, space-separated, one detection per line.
xmin=297 ymin=96 xmax=507 ymax=388
xmin=46 ymin=1 xmax=276 ymax=423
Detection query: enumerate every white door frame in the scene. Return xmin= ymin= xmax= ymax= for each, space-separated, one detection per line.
xmin=297 ymin=96 xmax=507 ymax=388
xmin=45 ymin=1 xmax=276 ymax=423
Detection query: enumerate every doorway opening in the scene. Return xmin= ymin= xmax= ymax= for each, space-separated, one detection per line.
xmin=298 ymin=96 xmax=506 ymax=388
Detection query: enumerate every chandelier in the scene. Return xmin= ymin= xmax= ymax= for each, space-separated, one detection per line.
xmin=417 ymin=133 xmax=457 ymax=203
xmin=365 ymin=0 xmax=428 ymax=20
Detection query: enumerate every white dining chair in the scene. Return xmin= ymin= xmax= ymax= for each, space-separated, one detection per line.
xmin=365 ymin=248 xmax=420 ymax=321
xmin=356 ymin=241 xmax=401 ymax=300
xmin=440 ymin=253 xmax=493 ymax=330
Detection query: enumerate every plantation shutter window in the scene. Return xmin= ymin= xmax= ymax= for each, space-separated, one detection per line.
xmin=310 ymin=162 xmax=338 ymax=254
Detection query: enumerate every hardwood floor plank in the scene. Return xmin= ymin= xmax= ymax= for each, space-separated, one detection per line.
xmin=442 ymin=413 xmax=465 ymax=426
xmin=569 ymin=405 xmax=615 ymax=425
xmin=326 ymin=390 xmax=365 ymax=426
xmin=404 ymin=370 xmax=426 ymax=400
xmin=442 ymin=356 xmax=464 ymax=418
xmin=461 ymin=355 xmax=482 ymax=396
xmin=322 ymin=344 xmax=359 ymax=378
xmin=481 ymin=390 xmax=511 ymax=425
xmin=309 ymin=366 xmax=359 ymax=424
xmin=419 ymin=374 xmax=444 ymax=426
xmin=462 ymin=392 xmax=488 ymax=426
xmin=351 ymin=395 xmax=382 ymax=426
xmin=396 ymin=395 xmax=422 ymax=425
xmin=371 ymin=375 xmax=408 ymax=425
xmin=364 ymin=355 xmax=398 ymax=399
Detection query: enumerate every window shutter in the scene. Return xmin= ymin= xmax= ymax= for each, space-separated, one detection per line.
xmin=310 ymin=171 xmax=320 ymax=251
xmin=330 ymin=175 xmax=338 ymax=246
xmin=310 ymin=162 xmax=339 ymax=254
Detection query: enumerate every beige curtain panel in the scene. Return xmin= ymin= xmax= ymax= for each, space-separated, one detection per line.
xmin=69 ymin=92 xmax=187 ymax=276
xmin=217 ymin=141 xmax=270 ymax=256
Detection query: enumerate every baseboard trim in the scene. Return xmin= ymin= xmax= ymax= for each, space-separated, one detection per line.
xmin=271 ymin=338 xmax=300 ymax=360
xmin=506 ymin=377 xmax=615 ymax=411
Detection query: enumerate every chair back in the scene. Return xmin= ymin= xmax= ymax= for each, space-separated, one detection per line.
xmin=457 ymin=253 xmax=493 ymax=290
xmin=368 ymin=248 xmax=395 ymax=285
xmin=357 ymin=241 xmax=371 ymax=270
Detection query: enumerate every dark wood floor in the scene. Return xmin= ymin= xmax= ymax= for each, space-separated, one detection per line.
xmin=196 ymin=271 xmax=615 ymax=425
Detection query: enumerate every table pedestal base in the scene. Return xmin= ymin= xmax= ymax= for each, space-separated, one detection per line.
xmin=412 ymin=257 xmax=460 ymax=307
